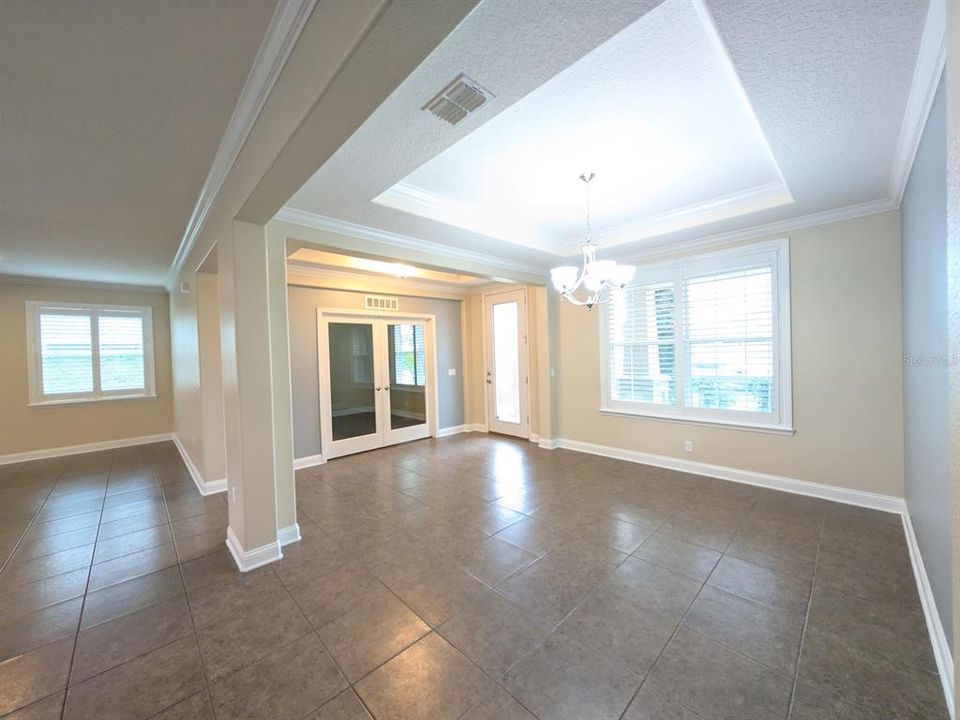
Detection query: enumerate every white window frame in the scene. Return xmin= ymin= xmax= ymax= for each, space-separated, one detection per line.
xmin=599 ymin=238 xmax=793 ymax=433
xmin=26 ymin=301 xmax=156 ymax=406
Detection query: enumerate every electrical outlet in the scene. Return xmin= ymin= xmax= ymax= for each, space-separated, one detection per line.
xmin=448 ymin=368 xmax=457 ymax=376
xmin=684 ymin=440 xmax=693 ymax=453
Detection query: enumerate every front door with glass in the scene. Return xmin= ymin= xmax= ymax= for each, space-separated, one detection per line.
xmin=318 ymin=313 xmax=433 ymax=459
xmin=484 ymin=289 xmax=529 ymax=438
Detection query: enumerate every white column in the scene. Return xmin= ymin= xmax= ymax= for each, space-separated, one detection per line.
xmin=218 ymin=220 xmax=297 ymax=570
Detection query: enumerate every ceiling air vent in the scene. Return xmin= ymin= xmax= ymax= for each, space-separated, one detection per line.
xmin=365 ymin=295 xmax=399 ymax=311
xmin=423 ymin=74 xmax=492 ymax=125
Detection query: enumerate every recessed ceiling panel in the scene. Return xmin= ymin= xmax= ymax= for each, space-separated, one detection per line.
xmin=373 ymin=0 xmax=791 ymax=255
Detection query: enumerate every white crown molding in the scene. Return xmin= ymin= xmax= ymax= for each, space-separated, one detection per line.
xmin=888 ymin=0 xmax=947 ymax=206
xmin=903 ymin=507 xmax=955 ymax=719
xmin=171 ymin=434 xmax=227 ymax=496
xmin=586 ymin=181 xmax=793 ymax=252
xmin=275 ymin=206 xmax=549 ymax=278
xmin=0 ymin=433 xmax=174 ymax=466
xmin=607 ymin=196 xmax=899 ymax=264
xmin=0 ymin=274 xmax=167 ymax=295
xmin=226 ymin=526 xmax=282 ymax=572
xmin=375 ymin=181 xmax=553 ymax=254
xmin=166 ymin=0 xmax=318 ymax=288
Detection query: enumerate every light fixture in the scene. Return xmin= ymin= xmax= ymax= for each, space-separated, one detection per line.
xmin=551 ymin=173 xmax=635 ymax=309
xmin=392 ymin=263 xmax=415 ymax=278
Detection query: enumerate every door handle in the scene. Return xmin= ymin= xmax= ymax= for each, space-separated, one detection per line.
xmin=485 ymin=379 xmax=492 ymax=384
xmin=384 ymin=385 xmax=391 ymax=391
xmin=375 ymin=386 xmax=381 ymax=391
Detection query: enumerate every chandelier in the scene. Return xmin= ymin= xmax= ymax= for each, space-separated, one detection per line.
xmin=550 ymin=173 xmax=635 ymax=309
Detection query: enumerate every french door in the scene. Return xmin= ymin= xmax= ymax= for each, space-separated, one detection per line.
xmin=318 ymin=312 xmax=435 ymax=459
xmin=484 ymin=289 xmax=529 ymax=438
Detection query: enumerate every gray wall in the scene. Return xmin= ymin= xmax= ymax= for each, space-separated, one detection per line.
xmin=287 ymin=284 xmax=465 ymax=458
xmin=901 ymin=76 xmax=951 ymax=641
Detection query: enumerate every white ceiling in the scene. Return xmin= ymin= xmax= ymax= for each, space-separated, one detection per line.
xmin=374 ymin=0 xmax=791 ymax=255
xmin=0 ymin=0 xmax=278 ymax=286
xmin=286 ymin=0 xmax=935 ymax=268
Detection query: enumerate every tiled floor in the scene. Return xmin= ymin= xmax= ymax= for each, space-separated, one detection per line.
xmin=0 ymin=435 xmax=949 ymax=720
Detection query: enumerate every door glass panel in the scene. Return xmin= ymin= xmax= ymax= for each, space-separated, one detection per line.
xmin=387 ymin=323 xmax=426 ymax=430
xmin=328 ymin=323 xmax=377 ymax=440
xmin=492 ymin=301 xmax=521 ymax=423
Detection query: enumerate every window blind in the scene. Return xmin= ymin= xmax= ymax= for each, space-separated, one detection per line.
xmin=683 ymin=265 xmax=774 ymax=413
xmin=607 ymin=280 xmax=675 ymax=405
xmin=39 ymin=312 xmax=94 ymax=395
xmin=600 ymin=239 xmax=790 ymax=430
xmin=29 ymin=303 xmax=153 ymax=404
xmin=392 ymin=324 xmax=425 ymax=387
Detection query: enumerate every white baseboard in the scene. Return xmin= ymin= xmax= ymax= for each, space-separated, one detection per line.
xmin=436 ymin=423 xmax=487 ymax=437
xmin=902 ymin=508 xmax=955 ymax=719
xmin=278 ymin=523 xmax=302 ymax=547
xmin=548 ymin=437 xmax=953 ymax=714
xmin=553 ymin=438 xmax=904 ymax=514
xmin=171 ymin=434 xmax=227 ymax=496
xmin=226 ymin=526 xmax=282 ymax=572
xmin=293 ymin=454 xmax=325 ymax=470
xmin=537 ymin=438 xmax=559 ymax=449
xmin=436 ymin=424 xmax=469 ymax=437
xmin=0 ymin=432 xmax=174 ymax=466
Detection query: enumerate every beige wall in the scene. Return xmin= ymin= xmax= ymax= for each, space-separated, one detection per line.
xmin=0 ymin=281 xmax=174 ymax=456
xmin=556 ymin=211 xmax=905 ymax=497
xmin=196 ymin=272 xmax=226 ymax=482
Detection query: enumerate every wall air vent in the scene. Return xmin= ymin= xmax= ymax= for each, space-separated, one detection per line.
xmin=423 ymin=73 xmax=493 ymax=125
xmin=364 ymin=295 xmax=399 ymax=311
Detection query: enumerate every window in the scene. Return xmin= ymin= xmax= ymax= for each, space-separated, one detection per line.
xmin=601 ymin=238 xmax=792 ymax=431
xmin=26 ymin=302 xmax=155 ymax=405
xmin=349 ymin=328 xmax=373 ymax=385
xmin=390 ymin=324 xmax=426 ymax=387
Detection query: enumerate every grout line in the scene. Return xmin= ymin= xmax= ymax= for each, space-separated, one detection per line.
xmin=785 ymin=514 xmax=825 ymax=719
xmin=158 ymin=455 xmax=222 ymax=720
xmin=58 ymin=448 xmax=116 ymax=720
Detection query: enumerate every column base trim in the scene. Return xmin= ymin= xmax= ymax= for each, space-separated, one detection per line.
xmin=225 ymin=526 xmax=282 ymax=572
xmin=278 ymin=523 xmax=302 ymax=547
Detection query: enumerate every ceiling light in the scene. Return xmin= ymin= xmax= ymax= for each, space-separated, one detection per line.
xmin=392 ymin=263 xmax=415 ymax=278
xmin=550 ymin=173 xmax=635 ymax=309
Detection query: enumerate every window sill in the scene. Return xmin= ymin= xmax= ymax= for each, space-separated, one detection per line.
xmin=599 ymin=408 xmax=795 ymax=435
xmin=30 ymin=393 xmax=157 ymax=408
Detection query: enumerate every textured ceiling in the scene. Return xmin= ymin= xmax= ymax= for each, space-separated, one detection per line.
xmin=374 ymin=0 xmax=791 ymax=254
xmin=287 ymin=0 xmax=930 ymax=265
xmin=0 ymin=0 xmax=278 ymax=285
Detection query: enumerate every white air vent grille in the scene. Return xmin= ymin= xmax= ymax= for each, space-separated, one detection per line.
xmin=423 ymin=74 xmax=492 ymax=125
xmin=365 ymin=295 xmax=399 ymax=311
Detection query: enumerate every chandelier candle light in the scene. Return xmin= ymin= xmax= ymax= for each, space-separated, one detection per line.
xmin=550 ymin=173 xmax=635 ymax=309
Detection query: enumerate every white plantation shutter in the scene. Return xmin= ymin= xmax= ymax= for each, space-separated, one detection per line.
xmin=606 ymin=279 xmax=676 ymax=405
xmin=28 ymin=303 xmax=154 ymax=404
xmin=98 ymin=313 xmax=147 ymax=392
xmin=601 ymin=239 xmax=791 ymax=430
xmin=683 ymin=265 xmax=774 ymax=413
xmin=39 ymin=312 xmax=94 ymax=396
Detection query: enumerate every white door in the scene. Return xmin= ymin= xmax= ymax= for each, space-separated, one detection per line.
xmin=484 ymin=289 xmax=529 ymax=438
xmin=318 ymin=313 xmax=434 ymax=459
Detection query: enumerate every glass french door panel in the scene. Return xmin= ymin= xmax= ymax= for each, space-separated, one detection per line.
xmin=328 ymin=322 xmax=377 ymax=441
xmin=492 ymin=301 xmax=521 ymax=423
xmin=387 ymin=323 xmax=426 ymax=430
